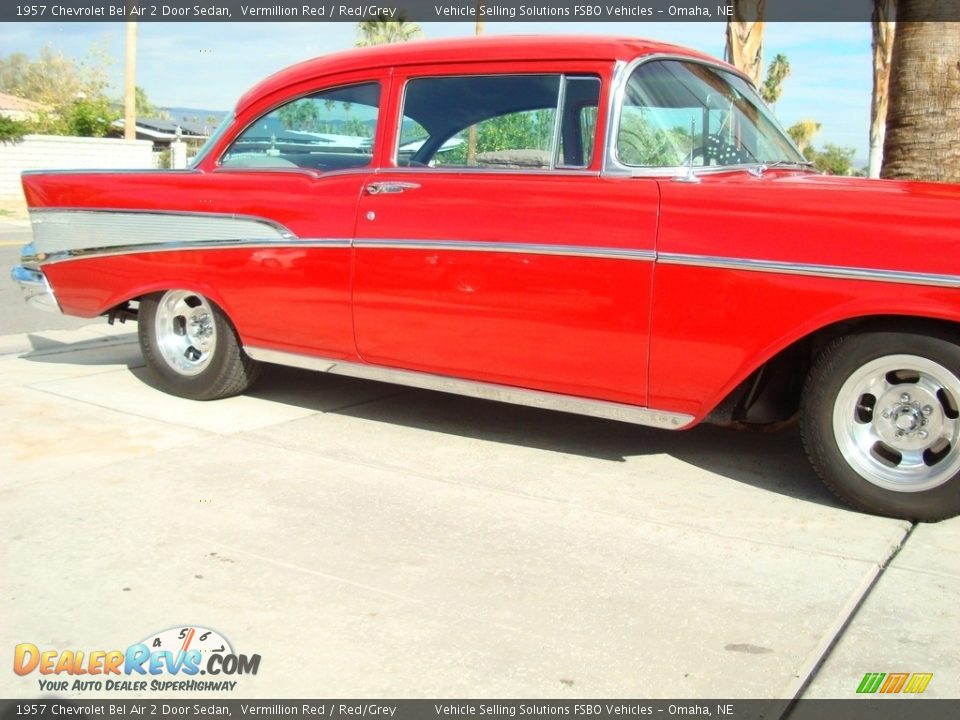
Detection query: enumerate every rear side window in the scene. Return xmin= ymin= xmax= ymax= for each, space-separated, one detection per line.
xmin=396 ymin=74 xmax=600 ymax=171
xmin=221 ymin=82 xmax=380 ymax=172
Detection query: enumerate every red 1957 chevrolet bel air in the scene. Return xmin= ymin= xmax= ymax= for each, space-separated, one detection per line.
xmin=11 ymin=36 xmax=960 ymax=521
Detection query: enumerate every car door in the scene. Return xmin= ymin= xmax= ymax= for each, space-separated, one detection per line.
xmin=352 ymin=66 xmax=659 ymax=407
xmin=203 ymin=75 xmax=385 ymax=360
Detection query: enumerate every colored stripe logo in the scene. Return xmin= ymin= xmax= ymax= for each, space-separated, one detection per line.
xmin=857 ymin=672 xmax=933 ymax=694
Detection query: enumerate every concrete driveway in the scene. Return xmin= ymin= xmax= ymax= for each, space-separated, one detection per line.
xmin=1 ymin=321 xmax=957 ymax=700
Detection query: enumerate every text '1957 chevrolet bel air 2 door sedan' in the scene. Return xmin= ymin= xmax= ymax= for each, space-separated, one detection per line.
xmin=12 ymin=36 xmax=960 ymax=521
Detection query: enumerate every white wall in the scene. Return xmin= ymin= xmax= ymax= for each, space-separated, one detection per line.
xmin=0 ymin=135 xmax=154 ymax=198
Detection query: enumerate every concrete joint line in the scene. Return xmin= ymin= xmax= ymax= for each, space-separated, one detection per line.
xmin=777 ymin=522 xmax=915 ymax=711
xmin=321 ymin=389 xmax=412 ymax=416
xmin=0 ymin=335 xmax=137 ymax=357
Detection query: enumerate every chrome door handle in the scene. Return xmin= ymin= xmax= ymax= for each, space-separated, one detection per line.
xmin=365 ymin=181 xmax=421 ymax=195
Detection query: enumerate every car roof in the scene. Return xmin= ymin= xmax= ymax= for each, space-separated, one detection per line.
xmin=236 ymin=35 xmax=727 ymax=114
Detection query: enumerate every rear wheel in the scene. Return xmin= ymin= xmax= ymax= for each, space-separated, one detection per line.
xmin=802 ymin=331 xmax=960 ymax=521
xmin=138 ymin=290 xmax=260 ymax=400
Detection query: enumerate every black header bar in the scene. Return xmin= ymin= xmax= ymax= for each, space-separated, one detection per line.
xmin=3 ymin=0 xmax=960 ymax=23
xmin=2 ymin=699 xmax=960 ymax=720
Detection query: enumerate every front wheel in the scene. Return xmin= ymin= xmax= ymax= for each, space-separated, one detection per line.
xmin=138 ymin=290 xmax=261 ymax=400
xmin=802 ymin=331 xmax=960 ymax=521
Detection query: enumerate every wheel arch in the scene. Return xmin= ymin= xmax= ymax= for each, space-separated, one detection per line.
xmin=704 ymin=314 xmax=960 ymax=427
xmin=102 ymin=280 xmax=240 ymax=333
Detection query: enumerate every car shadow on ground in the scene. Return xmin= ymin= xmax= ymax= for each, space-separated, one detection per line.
xmin=246 ymin=363 xmax=838 ymax=510
xmin=17 ymin=332 xmax=142 ymax=367
xmin=19 ymin=342 xmax=836 ymax=510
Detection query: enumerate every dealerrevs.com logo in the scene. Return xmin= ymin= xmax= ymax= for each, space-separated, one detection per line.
xmin=13 ymin=626 xmax=261 ymax=692
xmin=856 ymin=672 xmax=933 ymax=694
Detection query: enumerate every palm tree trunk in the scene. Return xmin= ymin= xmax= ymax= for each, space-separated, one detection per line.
xmin=724 ymin=1 xmax=767 ymax=85
xmin=869 ymin=1 xmax=895 ymax=179
xmin=881 ymin=1 xmax=960 ymax=182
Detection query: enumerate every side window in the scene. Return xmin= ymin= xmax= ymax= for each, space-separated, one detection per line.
xmin=221 ymin=82 xmax=380 ymax=172
xmin=396 ymin=74 xmax=600 ymax=171
xmin=557 ymin=77 xmax=601 ymax=168
xmin=397 ymin=117 xmax=432 ymax=166
xmin=437 ymin=107 xmax=556 ymax=169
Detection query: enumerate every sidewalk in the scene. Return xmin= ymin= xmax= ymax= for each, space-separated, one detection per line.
xmin=1 ymin=324 xmax=956 ymax=699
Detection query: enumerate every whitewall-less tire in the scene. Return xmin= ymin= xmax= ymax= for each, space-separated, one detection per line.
xmin=138 ymin=290 xmax=261 ymax=400
xmin=802 ymin=331 xmax=960 ymax=521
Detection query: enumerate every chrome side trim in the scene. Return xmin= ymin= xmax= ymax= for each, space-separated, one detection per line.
xmin=24 ymin=206 xmax=951 ymax=288
xmin=29 ymin=209 xmax=296 ymax=257
xmin=245 ymin=346 xmax=695 ymax=430
xmin=378 ymin=166 xmax=600 ymax=178
xmin=10 ymin=266 xmax=60 ymax=313
xmin=659 ymin=252 xmax=960 ymax=289
xmin=33 ymin=239 xmax=352 ymax=266
xmin=22 ymin=169 xmax=200 ymax=176
xmin=35 ymin=237 xmax=654 ymax=266
xmin=354 ymin=239 xmax=657 ymax=261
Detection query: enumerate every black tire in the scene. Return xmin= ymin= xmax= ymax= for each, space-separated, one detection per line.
xmin=138 ymin=290 xmax=261 ymax=401
xmin=801 ymin=330 xmax=960 ymax=522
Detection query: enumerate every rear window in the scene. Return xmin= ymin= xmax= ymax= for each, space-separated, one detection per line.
xmin=220 ymin=82 xmax=380 ymax=172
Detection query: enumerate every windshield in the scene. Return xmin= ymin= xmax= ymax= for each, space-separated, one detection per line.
xmin=616 ymin=60 xmax=805 ymax=169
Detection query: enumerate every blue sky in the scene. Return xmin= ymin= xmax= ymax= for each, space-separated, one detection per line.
xmin=0 ymin=21 xmax=873 ymax=162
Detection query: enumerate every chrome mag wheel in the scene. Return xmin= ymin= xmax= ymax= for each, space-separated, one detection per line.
xmin=802 ymin=332 xmax=960 ymax=521
xmin=832 ymin=354 xmax=960 ymax=493
xmin=138 ymin=290 xmax=261 ymax=400
xmin=154 ymin=289 xmax=219 ymax=376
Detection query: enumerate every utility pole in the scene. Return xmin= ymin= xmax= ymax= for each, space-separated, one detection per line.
xmin=124 ymin=20 xmax=137 ymax=140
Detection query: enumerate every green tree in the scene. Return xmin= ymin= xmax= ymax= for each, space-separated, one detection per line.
xmin=0 ymin=115 xmax=29 ymax=144
xmin=760 ymin=53 xmax=791 ymax=108
xmin=277 ymin=99 xmax=321 ymax=132
xmin=0 ymin=43 xmax=116 ymax=137
xmin=342 ymin=117 xmax=373 ymax=138
xmin=134 ymin=86 xmax=166 ymax=118
xmin=807 ymin=143 xmax=858 ymax=175
xmin=355 ymin=14 xmax=423 ymax=47
xmin=439 ymin=110 xmax=555 ymax=166
xmin=787 ymin=119 xmax=821 ymax=153
xmin=64 ymin=96 xmax=117 ymax=137
xmin=617 ymin=113 xmax=688 ymax=167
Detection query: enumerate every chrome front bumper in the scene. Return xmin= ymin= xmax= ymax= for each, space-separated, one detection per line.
xmin=11 ymin=266 xmax=60 ymax=312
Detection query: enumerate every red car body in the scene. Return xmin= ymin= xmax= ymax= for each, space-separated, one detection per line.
xmin=13 ymin=36 xmax=960 ymax=519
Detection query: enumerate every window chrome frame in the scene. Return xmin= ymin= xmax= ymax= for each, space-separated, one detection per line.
xmin=554 ymin=75 xmax=604 ymax=171
xmin=548 ymin=76 xmax=566 ymax=171
xmin=389 ymin=72 xmax=602 ymax=174
xmin=602 ymin=54 xmax=804 ymax=178
xmin=213 ymin=80 xmax=383 ymax=173
xmin=189 ymin=112 xmax=235 ymax=169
